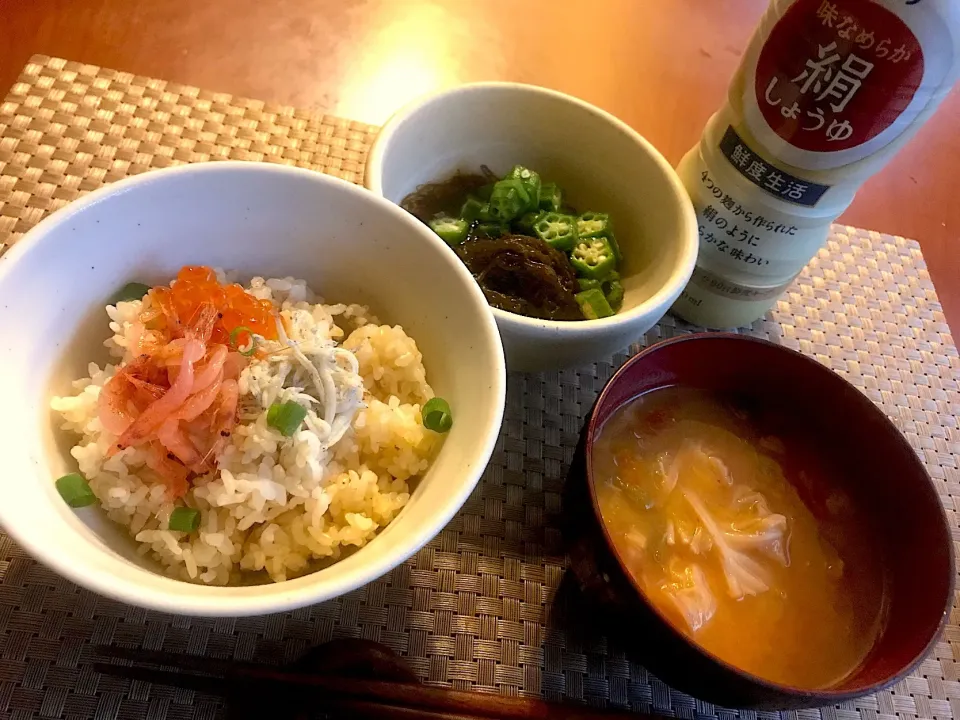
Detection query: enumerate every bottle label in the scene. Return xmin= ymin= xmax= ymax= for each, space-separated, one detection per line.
xmin=687 ymin=265 xmax=796 ymax=302
xmin=677 ymin=148 xmax=830 ymax=282
xmin=743 ymin=0 xmax=949 ymax=170
xmin=718 ymin=126 xmax=830 ymax=206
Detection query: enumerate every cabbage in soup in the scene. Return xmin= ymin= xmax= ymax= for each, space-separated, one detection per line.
xmin=592 ymin=386 xmax=886 ymax=689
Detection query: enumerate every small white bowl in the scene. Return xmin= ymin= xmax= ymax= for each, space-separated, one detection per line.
xmin=365 ymin=82 xmax=699 ymax=371
xmin=0 ymin=161 xmax=506 ymax=616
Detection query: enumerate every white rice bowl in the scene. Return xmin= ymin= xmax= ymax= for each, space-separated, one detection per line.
xmin=51 ymin=273 xmax=442 ymax=586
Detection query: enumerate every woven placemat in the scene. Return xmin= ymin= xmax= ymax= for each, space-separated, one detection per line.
xmin=1 ymin=55 xmax=958 ymax=720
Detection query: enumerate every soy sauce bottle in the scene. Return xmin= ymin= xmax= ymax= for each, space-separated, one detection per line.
xmin=673 ymin=0 xmax=960 ymax=328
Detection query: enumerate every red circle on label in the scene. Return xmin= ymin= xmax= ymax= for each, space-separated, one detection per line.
xmin=754 ymin=0 xmax=924 ymax=153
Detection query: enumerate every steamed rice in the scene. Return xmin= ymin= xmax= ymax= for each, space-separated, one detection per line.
xmin=51 ymin=275 xmax=440 ymax=585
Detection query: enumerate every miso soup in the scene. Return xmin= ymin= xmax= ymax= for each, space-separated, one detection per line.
xmin=592 ymin=386 xmax=887 ymax=688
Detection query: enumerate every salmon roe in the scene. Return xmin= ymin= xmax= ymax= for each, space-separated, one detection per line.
xmin=151 ymin=266 xmax=278 ymax=344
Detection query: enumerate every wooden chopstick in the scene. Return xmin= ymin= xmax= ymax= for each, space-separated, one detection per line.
xmin=96 ymin=645 xmax=258 ymax=675
xmin=94 ymin=662 xmax=484 ymax=720
xmin=94 ymin=646 xmax=657 ymax=720
xmin=323 ymin=699 xmax=492 ymax=720
xmin=93 ymin=662 xmax=476 ymax=720
xmin=92 ymin=662 xmax=236 ymax=695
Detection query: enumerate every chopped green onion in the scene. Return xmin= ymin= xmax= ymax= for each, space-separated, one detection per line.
xmin=55 ymin=473 xmax=96 ymax=508
xmin=229 ymin=326 xmax=258 ymax=356
xmin=169 ymin=507 xmax=201 ymax=532
xmin=472 ymin=221 xmax=508 ymax=239
xmin=538 ymin=183 xmax=563 ymax=212
xmin=512 ymin=211 xmax=543 ymax=236
xmin=570 ymin=236 xmax=618 ymax=280
xmin=488 ymin=178 xmax=530 ymax=223
xmin=459 ymin=196 xmax=487 ymax=223
xmin=111 ymin=282 xmax=151 ymax=305
xmin=429 ymin=216 xmax=469 ymax=246
xmin=421 ymin=397 xmax=453 ymax=433
xmin=604 ymin=279 xmax=625 ymax=311
xmin=267 ymin=401 xmax=308 ymax=437
xmin=576 ymin=211 xmax=611 ymax=239
xmin=506 ymin=165 xmax=541 ymax=212
xmin=605 ymin=232 xmax=622 ymax=263
xmin=475 ymin=202 xmax=495 ymax=222
xmin=533 ymin=212 xmax=579 ymax=252
xmin=575 ymin=288 xmax=615 ymax=320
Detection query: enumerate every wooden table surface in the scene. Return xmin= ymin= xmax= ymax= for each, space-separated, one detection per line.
xmin=4 ymin=0 xmax=958 ymax=333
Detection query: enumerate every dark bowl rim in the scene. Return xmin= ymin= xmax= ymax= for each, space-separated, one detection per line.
xmin=584 ymin=331 xmax=956 ymax=701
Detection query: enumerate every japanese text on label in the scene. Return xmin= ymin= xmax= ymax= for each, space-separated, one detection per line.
xmin=815 ymin=0 xmax=915 ymax=63
xmin=752 ymin=0 xmax=923 ymax=154
xmin=718 ymin=127 xmax=830 ymax=206
xmin=765 ymin=41 xmax=873 ymax=144
xmin=685 ymin=265 xmax=795 ymax=303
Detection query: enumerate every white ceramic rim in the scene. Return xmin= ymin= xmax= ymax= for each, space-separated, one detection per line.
xmin=364 ymin=81 xmax=699 ymax=334
xmin=0 ymin=161 xmax=507 ymax=616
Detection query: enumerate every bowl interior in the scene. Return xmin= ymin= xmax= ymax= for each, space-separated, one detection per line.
xmin=586 ymin=334 xmax=953 ymax=695
xmin=0 ymin=162 xmax=505 ymax=615
xmin=370 ymin=84 xmax=695 ymax=317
